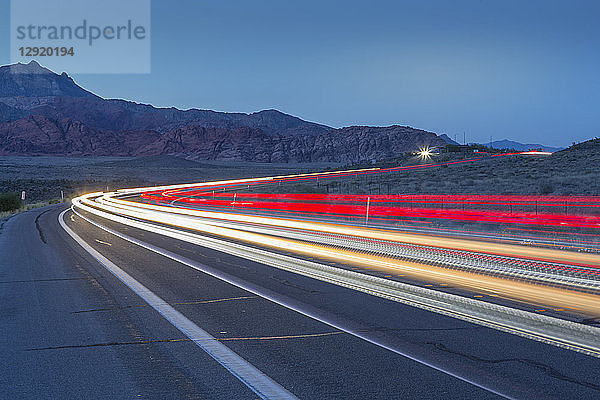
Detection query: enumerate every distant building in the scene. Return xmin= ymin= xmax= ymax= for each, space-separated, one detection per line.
xmin=444 ymin=144 xmax=471 ymax=153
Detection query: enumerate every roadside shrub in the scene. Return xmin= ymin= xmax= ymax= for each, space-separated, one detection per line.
xmin=0 ymin=192 xmax=22 ymax=212
xmin=288 ymin=184 xmax=326 ymax=194
xmin=539 ymin=182 xmax=555 ymax=195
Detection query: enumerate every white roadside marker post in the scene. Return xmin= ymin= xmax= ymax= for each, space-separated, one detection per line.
xmin=365 ymin=196 xmax=370 ymax=226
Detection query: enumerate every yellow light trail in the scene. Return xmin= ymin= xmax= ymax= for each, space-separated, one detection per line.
xmin=80 ymin=194 xmax=600 ymax=316
xmin=103 ymin=194 xmax=600 ymax=268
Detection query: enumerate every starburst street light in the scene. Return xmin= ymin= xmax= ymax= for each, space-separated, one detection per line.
xmin=417 ymin=146 xmax=436 ymax=161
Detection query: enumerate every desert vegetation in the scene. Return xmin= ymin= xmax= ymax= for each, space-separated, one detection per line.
xmin=263 ymin=140 xmax=600 ymax=196
xmin=1 ymin=139 xmax=598 ymax=210
xmin=0 ymin=192 xmax=21 ymax=212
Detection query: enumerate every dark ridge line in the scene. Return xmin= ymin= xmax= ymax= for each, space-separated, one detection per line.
xmin=34 ymin=208 xmax=53 ymax=244
xmin=26 ymin=331 xmax=344 ymax=351
xmin=428 ymin=342 xmax=600 ymax=391
xmin=0 ymin=277 xmax=88 ymax=284
xmin=581 ymin=317 xmax=600 ymax=326
xmin=27 ymin=328 xmax=484 ymax=351
xmin=269 ymin=275 xmax=320 ymax=294
xmin=71 ymin=295 xmax=259 ymax=314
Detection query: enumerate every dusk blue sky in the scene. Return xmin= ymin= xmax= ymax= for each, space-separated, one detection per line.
xmin=1 ymin=0 xmax=598 ymax=147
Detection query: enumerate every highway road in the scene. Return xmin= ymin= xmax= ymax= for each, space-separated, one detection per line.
xmin=3 ymin=204 xmax=600 ymax=399
xmin=4 ymin=164 xmax=600 ymax=399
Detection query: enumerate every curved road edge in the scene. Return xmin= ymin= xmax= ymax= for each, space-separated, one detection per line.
xmin=58 ymin=208 xmax=298 ymax=400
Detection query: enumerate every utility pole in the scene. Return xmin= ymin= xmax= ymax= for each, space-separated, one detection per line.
xmin=365 ymin=196 xmax=370 ymax=225
xmin=463 ymin=131 xmax=466 ymax=145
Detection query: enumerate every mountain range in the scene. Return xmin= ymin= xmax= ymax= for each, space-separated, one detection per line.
xmin=0 ymin=61 xmax=450 ymax=162
xmin=437 ymin=134 xmax=563 ymax=152
xmin=485 ymin=139 xmax=563 ymax=153
xmin=0 ymin=61 xmax=559 ymax=162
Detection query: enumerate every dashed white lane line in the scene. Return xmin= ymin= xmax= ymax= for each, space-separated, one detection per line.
xmin=59 ymin=209 xmax=297 ymax=400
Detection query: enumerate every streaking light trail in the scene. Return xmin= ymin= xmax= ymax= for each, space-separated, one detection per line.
xmin=68 ymin=155 xmax=600 ymax=357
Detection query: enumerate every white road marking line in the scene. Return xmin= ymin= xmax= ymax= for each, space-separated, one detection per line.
xmin=59 ymin=209 xmax=297 ymax=400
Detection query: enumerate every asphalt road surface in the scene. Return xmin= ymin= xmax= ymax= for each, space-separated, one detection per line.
xmin=2 ymin=205 xmax=600 ymax=399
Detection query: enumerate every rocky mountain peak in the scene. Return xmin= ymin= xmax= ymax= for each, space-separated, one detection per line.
xmin=0 ymin=61 xmax=97 ymax=98
xmin=8 ymin=60 xmax=50 ymax=74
